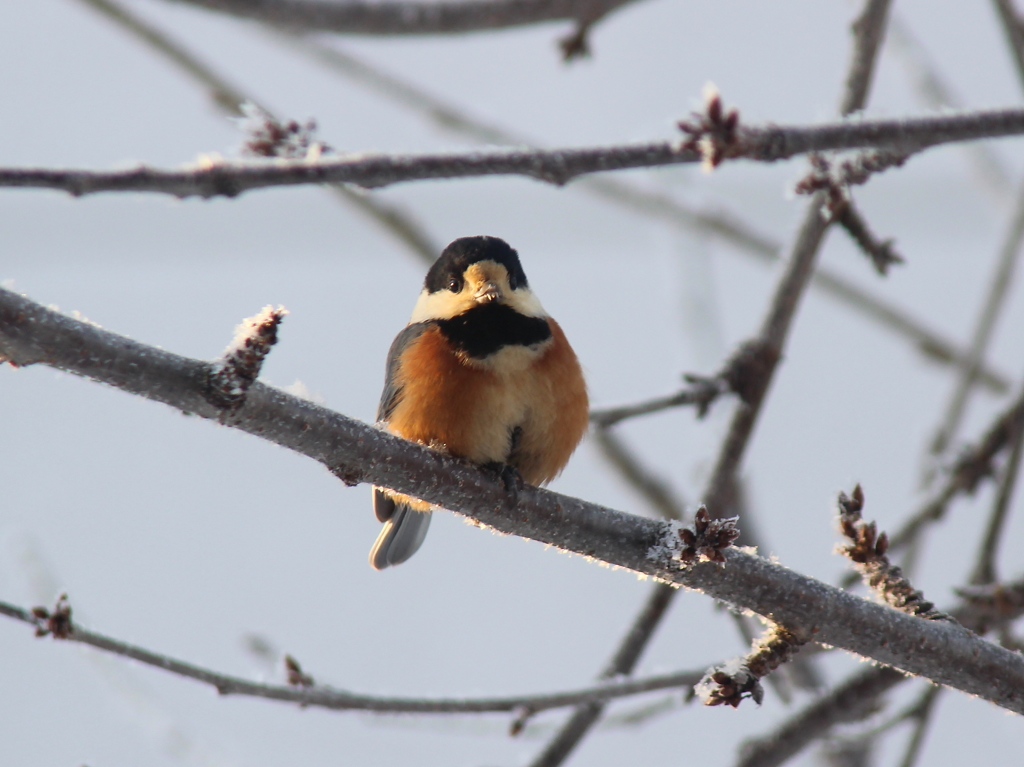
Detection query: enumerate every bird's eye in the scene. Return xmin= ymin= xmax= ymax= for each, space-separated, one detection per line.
xmin=508 ymin=275 xmax=518 ymax=290
xmin=447 ymin=277 xmax=462 ymax=292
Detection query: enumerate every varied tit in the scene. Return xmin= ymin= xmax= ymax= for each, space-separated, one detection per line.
xmin=369 ymin=236 xmax=589 ymax=569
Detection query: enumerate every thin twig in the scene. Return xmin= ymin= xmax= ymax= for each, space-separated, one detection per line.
xmin=970 ymin=395 xmax=1024 ymax=585
xmin=926 ymin=178 xmax=1024 ymax=461
xmin=888 ymin=15 xmax=1012 ymax=197
xmin=736 ymin=666 xmax=906 ymax=767
xmin=275 ymin=33 xmax=1008 ymax=392
xmin=526 ymin=583 xmax=675 ymax=765
xmin=993 ymin=0 xmax=1024 ymax=94
xmin=75 ymin=0 xmax=438 ymax=263
xmin=0 ymin=596 xmax=706 ymax=714
xmin=591 ymin=429 xmax=685 ymax=520
xmin=895 ymin=685 xmax=941 ymax=767
xmin=165 ymin=0 xmax=644 ymax=36
xmin=7 ymin=108 xmax=1024 ymax=197
xmin=840 ymin=0 xmax=894 ymax=116
xmin=4 ymin=289 xmax=1024 ymax=713
xmin=889 ymin=384 xmax=1024 ymax=553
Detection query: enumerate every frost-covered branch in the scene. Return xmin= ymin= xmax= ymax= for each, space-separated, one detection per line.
xmin=736 ymin=571 xmax=1024 ymax=767
xmin=75 ymin=0 xmax=439 ymax=264
xmin=696 ymin=623 xmax=808 ymax=708
xmin=207 ymin=306 xmax=286 ymax=409
xmin=165 ymin=0 xmax=642 ymax=38
xmin=4 ymin=287 xmax=1024 ymax=712
xmin=5 ymin=108 xmax=1024 ymax=198
xmin=0 ymin=596 xmax=705 ymax=714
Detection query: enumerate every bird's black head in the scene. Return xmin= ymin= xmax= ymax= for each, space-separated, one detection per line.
xmin=424 ymin=236 xmax=529 ymax=294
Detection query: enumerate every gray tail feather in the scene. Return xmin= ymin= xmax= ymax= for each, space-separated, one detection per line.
xmin=369 ymin=499 xmax=432 ymax=570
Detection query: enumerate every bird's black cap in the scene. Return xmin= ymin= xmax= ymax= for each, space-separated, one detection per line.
xmin=424 ymin=236 xmax=529 ymax=293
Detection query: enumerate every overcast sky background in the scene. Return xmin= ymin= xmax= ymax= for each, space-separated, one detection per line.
xmin=3 ymin=1 xmax=1024 ymax=765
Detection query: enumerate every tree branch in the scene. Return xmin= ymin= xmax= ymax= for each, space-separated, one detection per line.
xmin=926 ymin=178 xmax=1024 ymax=460
xmin=6 ymin=108 xmax=1024 ymax=197
xmin=78 ymin=0 xmax=440 ymax=264
xmin=0 ymin=597 xmax=706 ymax=714
xmin=737 ymin=573 xmax=1024 ymax=767
xmin=165 ymin=0 xmax=644 ymax=36
xmin=275 ymin=34 xmax=1009 ymax=393
xmin=2 ymin=287 xmax=1024 ymax=712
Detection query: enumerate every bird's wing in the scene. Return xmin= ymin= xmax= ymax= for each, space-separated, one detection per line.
xmin=377 ymin=322 xmax=431 ymax=423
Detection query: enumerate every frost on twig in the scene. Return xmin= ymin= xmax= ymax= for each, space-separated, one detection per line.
xmin=30 ymin=593 xmax=73 ymax=639
xmin=238 ymin=103 xmax=330 ymax=160
xmin=796 ymin=153 xmax=907 ymax=275
xmin=657 ymin=507 xmax=740 ymax=565
xmin=837 ymin=486 xmax=948 ymax=620
xmin=678 ymin=84 xmax=741 ymax=170
xmin=696 ymin=624 xmax=808 ymax=708
xmin=207 ymin=306 xmax=287 ymax=410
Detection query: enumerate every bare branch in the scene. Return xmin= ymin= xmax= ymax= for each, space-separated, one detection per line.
xmin=739 ymin=575 xmax=1024 ymax=767
xmin=79 ymin=0 xmax=253 ymax=114
xmin=526 ymin=583 xmax=676 ymax=765
xmin=889 ymin=384 xmax=1024 ymax=553
xmin=0 ymin=595 xmax=706 ymax=714
xmin=927 ymin=180 xmax=1024 ymax=459
xmin=895 ymin=685 xmax=941 ymax=767
xmin=165 ymin=0 xmax=643 ymax=37
xmin=840 ymin=0 xmax=894 ymax=116
xmin=275 ymin=35 xmax=1009 ymax=392
xmin=795 ymin=153 xmax=907 ymax=275
xmin=970 ymin=410 xmax=1024 ymax=585
xmin=889 ymin=15 xmax=1012 ymax=197
xmin=6 ymin=108 xmax=1024 ymax=197
xmin=530 ymin=183 xmax=833 ymax=766
xmin=76 ymin=0 xmax=438 ymax=263
xmin=591 ymin=429 xmax=685 ymax=520
xmin=3 ymin=288 xmax=1024 ymax=712
xmin=993 ymin=0 xmax=1024 ymax=94
xmin=736 ymin=666 xmax=906 ymax=767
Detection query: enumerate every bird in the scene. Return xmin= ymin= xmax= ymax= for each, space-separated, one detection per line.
xmin=369 ymin=235 xmax=589 ymax=569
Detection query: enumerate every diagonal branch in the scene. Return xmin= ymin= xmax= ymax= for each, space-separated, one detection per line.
xmin=163 ymin=0 xmax=645 ymax=36
xmin=926 ymin=179 xmax=1024 ymax=460
xmin=736 ymin=573 xmax=1024 ymax=767
xmin=76 ymin=0 xmax=438 ymax=263
xmin=4 ymin=288 xmax=1024 ymax=712
xmin=528 ymin=7 xmax=897 ymax=756
xmin=0 ymin=597 xmax=705 ymax=714
xmin=6 ymin=108 xmax=1024 ymax=197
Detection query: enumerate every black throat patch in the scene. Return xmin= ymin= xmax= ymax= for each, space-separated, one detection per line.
xmin=435 ymin=303 xmax=551 ymax=359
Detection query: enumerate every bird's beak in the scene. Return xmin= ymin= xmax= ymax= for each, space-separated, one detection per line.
xmin=475 ymin=281 xmax=502 ymax=303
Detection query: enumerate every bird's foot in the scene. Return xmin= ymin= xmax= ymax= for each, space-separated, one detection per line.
xmin=484 ymin=462 xmax=524 ymax=508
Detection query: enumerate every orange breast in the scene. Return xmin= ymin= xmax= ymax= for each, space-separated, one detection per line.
xmin=386 ymin=320 xmax=588 ymax=486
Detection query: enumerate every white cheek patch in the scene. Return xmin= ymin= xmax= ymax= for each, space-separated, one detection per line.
xmin=508 ymin=288 xmax=546 ymax=318
xmin=408 ymin=286 xmax=547 ymax=324
xmin=409 ymin=289 xmax=472 ymax=323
